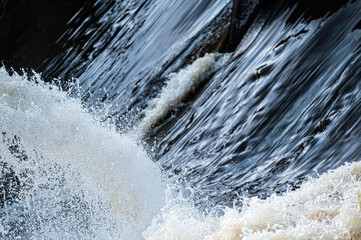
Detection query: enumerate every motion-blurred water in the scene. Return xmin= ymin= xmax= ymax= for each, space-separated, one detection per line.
xmin=0 ymin=0 xmax=361 ymax=239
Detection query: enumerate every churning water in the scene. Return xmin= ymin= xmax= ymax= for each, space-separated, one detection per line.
xmin=0 ymin=69 xmax=164 ymax=239
xmin=0 ymin=0 xmax=361 ymax=239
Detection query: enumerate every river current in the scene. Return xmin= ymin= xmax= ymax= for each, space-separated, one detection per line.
xmin=0 ymin=0 xmax=361 ymax=239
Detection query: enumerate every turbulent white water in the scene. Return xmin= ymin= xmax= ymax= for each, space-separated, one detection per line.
xmin=144 ymin=161 xmax=361 ymax=240
xmin=139 ymin=53 xmax=229 ymax=135
xmin=1 ymin=56 xmax=361 ymax=240
xmin=0 ymin=69 xmax=165 ymax=239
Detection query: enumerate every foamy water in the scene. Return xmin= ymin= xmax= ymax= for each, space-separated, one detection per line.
xmin=139 ymin=53 xmax=229 ymax=135
xmin=144 ymin=161 xmax=361 ymax=240
xmin=1 ymin=57 xmax=360 ymax=240
xmin=0 ymin=69 xmax=165 ymax=239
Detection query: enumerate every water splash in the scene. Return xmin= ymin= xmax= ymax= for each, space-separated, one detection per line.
xmin=144 ymin=160 xmax=361 ymax=239
xmin=0 ymin=69 xmax=165 ymax=239
xmin=1 ymin=57 xmax=360 ymax=239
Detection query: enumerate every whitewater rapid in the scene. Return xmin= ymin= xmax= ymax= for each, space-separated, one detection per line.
xmin=145 ymin=161 xmax=361 ymax=239
xmin=1 ymin=52 xmax=361 ymax=239
xmin=0 ymin=69 xmax=164 ymax=239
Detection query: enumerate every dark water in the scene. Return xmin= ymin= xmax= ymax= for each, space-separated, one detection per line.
xmin=1 ymin=0 xmax=361 ymax=238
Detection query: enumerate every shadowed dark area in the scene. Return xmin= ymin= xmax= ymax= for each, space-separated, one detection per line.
xmin=0 ymin=0 xmax=352 ymax=78
xmin=0 ymin=0 xmax=104 ymax=78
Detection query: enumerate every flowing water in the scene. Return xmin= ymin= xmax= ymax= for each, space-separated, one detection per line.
xmin=0 ymin=0 xmax=361 ymax=239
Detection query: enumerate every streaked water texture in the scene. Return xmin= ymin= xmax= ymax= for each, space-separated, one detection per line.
xmin=0 ymin=0 xmax=360 ymax=239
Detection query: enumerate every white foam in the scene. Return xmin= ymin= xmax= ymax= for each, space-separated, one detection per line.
xmin=138 ymin=53 xmax=228 ymax=135
xmin=0 ymin=69 xmax=165 ymax=239
xmin=1 ymin=66 xmax=360 ymax=240
xmin=144 ymin=161 xmax=361 ymax=239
